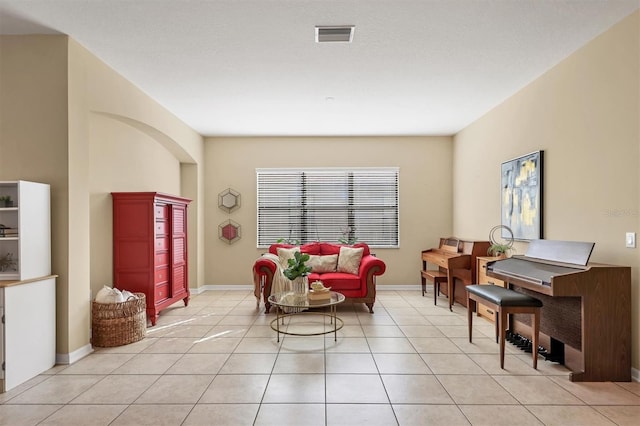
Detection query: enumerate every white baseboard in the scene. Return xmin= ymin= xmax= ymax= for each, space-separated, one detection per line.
xmin=376 ymin=284 xmax=421 ymax=291
xmin=56 ymin=344 xmax=93 ymax=365
xmin=192 ymin=284 xmax=422 ymax=293
xmin=190 ymin=285 xmax=254 ymax=294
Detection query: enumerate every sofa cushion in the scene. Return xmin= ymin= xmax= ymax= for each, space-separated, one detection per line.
xmin=311 ymin=272 xmax=361 ymax=290
xmin=270 ymin=243 xmax=322 ymax=255
xmin=337 ymin=246 xmax=364 ymax=275
xmin=276 ymin=246 xmax=299 ymax=269
xmin=352 ymin=242 xmax=371 ymax=257
xmin=307 ymin=254 xmax=338 ymax=273
xmin=271 ymin=242 xmax=370 ymax=256
xmin=319 ymin=242 xmax=341 ymax=255
xmin=301 ymin=242 xmax=321 ymax=255
xmin=269 ymin=243 xmax=290 ymax=255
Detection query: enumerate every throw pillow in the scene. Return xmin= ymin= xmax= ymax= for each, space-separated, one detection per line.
xmin=307 ymin=254 xmax=338 ymax=273
xmin=337 ymin=246 xmax=364 ymax=275
xmin=277 ymin=247 xmax=300 ymax=269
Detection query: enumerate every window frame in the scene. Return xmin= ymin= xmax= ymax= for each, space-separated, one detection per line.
xmin=256 ymin=167 xmax=400 ymax=248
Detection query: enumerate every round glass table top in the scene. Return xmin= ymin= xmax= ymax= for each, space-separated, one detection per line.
xmin=267 ymin=291 xmax=345 ymax=309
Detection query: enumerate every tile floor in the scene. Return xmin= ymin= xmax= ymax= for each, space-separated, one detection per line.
xmin=1 ymin=289 xmax=639 ymax=425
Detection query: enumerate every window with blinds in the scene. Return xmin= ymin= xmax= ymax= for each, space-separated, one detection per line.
xmin=257 ymin=168 xmax=399 ymax=248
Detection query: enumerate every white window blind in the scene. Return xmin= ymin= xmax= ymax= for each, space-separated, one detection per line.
xmin=257 ymin=168 xmax=399 ymax=248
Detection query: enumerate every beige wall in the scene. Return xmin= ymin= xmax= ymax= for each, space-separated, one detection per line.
xmin=203 ymin=136 xmax=453 ymax=287
xmin=1 ymin=35 xmax=204 ymax=358
xmin=453 ymin=12 xmax=640 ymax=369
xmin=72 ymin=40 xmax=204 ymax=356
xmin=88 ymin=113 xmax=182 ymax=299
xmin=0 ymin=35 xmax=73 ymax=353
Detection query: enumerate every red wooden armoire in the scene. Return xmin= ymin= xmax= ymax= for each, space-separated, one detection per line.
xmin=112 ymin=192 xmax=191 ymax=325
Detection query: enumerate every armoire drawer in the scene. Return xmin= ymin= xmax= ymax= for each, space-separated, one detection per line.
xmin=155 ymin=221 xmax=168 ymax=236
xmin=155 ymin=237 xmax=169 ymax=251
xmin=155 ymin=204 xmax=168 ymax=219
xmin=155 ymin=252 xmax=169 ymax=267
xmin=155 ymin=267 xmax=169 ymax=284
xmin=155 ymin=283 xmax=169 ymax=302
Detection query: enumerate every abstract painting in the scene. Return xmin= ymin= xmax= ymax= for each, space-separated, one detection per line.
xmin=501 ymin=151 xmax=543 ymax=240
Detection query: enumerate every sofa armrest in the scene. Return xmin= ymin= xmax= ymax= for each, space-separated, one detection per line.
xmin=254 ymin=256 xmax=279 ymax=313
xmin=254 ymin=256 xmax=278 ymax=277
xmin=359 ymin=255 xmax=386 ymax=277
xmin=359 ymin=255 xmax=385 ymax=297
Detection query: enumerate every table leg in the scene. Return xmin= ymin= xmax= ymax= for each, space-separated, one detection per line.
xmin=332 ymin=305 xmax=337 ymax=341
xmin=276 ymin=307 xmax=281 ymax=342
xmin=447 ymin=273 xmax=454 ymax=312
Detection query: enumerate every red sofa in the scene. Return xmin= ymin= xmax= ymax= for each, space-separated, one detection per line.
xmin=253 ymin=242 xmax=386 ymax=314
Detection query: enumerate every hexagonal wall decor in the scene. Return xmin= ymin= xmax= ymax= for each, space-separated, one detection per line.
xmin=218 ymin=188 xmax=241 ymax=213
xmin=219 ymin=219 xmax=241 ymax=244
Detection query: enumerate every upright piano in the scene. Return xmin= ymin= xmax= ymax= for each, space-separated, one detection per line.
xmin=422 ymin=238 xmax=490 ymax=310
xmin=486 ymin=239 xmax=631 ymax=382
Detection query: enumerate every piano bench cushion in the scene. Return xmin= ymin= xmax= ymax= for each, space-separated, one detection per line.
xmin=466 ymin=285 xmax=543 ymax=308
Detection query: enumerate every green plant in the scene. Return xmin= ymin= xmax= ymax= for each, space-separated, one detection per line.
xmin=487 ymin=243 xmax=512 ymax=257
xmin=488 ymin=225 xmax=514 ymax=257
xmin=277 ymin=237 xmax=301 ymax=245
xmin=338 ymin=226 xmax=358 ymax=245
xmin=283 ymin=251 xmax=311 ymax=281
xmin=0 ymin=195 xmax=12 ymax=206
xmin=277 ymin=230 xmax=300 ymax=246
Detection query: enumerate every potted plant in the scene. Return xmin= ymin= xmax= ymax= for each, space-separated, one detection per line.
xmin=488 ymin=225 xmax=514 ymax=258
xmin=0 ymin=195 xmax=12 ymax=208
xmin=487 ymin=243 xmax=512 ymax=257
xmin=283 ymin=251 xmax=312 ymax=297
xmin=283 ymin=251 xmax=311 ymax=281
xmin=338 ymin=226 xmax=358 ymax=245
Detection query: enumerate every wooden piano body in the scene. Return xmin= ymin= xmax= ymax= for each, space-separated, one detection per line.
xmin=421 ymin=238 xmax=490 ymax=310
xmin=487 ymin=241 xmax=631 ymax=382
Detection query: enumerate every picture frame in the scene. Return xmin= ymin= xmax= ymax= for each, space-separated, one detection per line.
xmin=501 ymin=150 xmax=543 ymax=240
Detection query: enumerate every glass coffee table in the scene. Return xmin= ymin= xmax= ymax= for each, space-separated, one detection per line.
xmin=267 ymin=291 xmax=345 ymax=342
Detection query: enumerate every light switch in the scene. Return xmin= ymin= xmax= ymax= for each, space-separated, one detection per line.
xmin=625 ymin=232 xmax=636 ymax=248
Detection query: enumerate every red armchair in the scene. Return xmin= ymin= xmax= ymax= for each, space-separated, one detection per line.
xmin=253 ymin=242 xmax=385 ymax=314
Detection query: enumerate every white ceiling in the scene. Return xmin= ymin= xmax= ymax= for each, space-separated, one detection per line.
xmin=1 ymin=0 xmax=638 ymax=137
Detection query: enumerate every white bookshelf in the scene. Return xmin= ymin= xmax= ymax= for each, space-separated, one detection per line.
xmin=0 ymin=180 xmax=51 ymax=280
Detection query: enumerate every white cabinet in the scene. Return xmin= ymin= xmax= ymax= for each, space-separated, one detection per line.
xmin=1 ymin=277 xmax=57 ymax=392
xmin=0 ymin=181 xmax=51 ymax=281
xmin=0 ymin=180 xmax=54 ymax=393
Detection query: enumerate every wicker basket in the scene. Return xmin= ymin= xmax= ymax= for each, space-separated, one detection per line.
xmin=91 ymin=293 xmax=147 ymax=347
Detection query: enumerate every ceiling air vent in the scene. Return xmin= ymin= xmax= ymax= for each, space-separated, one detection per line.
xmin=315 ymin=26 xmax=355 ymax=43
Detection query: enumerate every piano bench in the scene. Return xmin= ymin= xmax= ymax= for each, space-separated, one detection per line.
xmin=421 ymin=269 xmax=448 ymax=304
xmin=466 ymin=284 xmax=543 ymax=370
